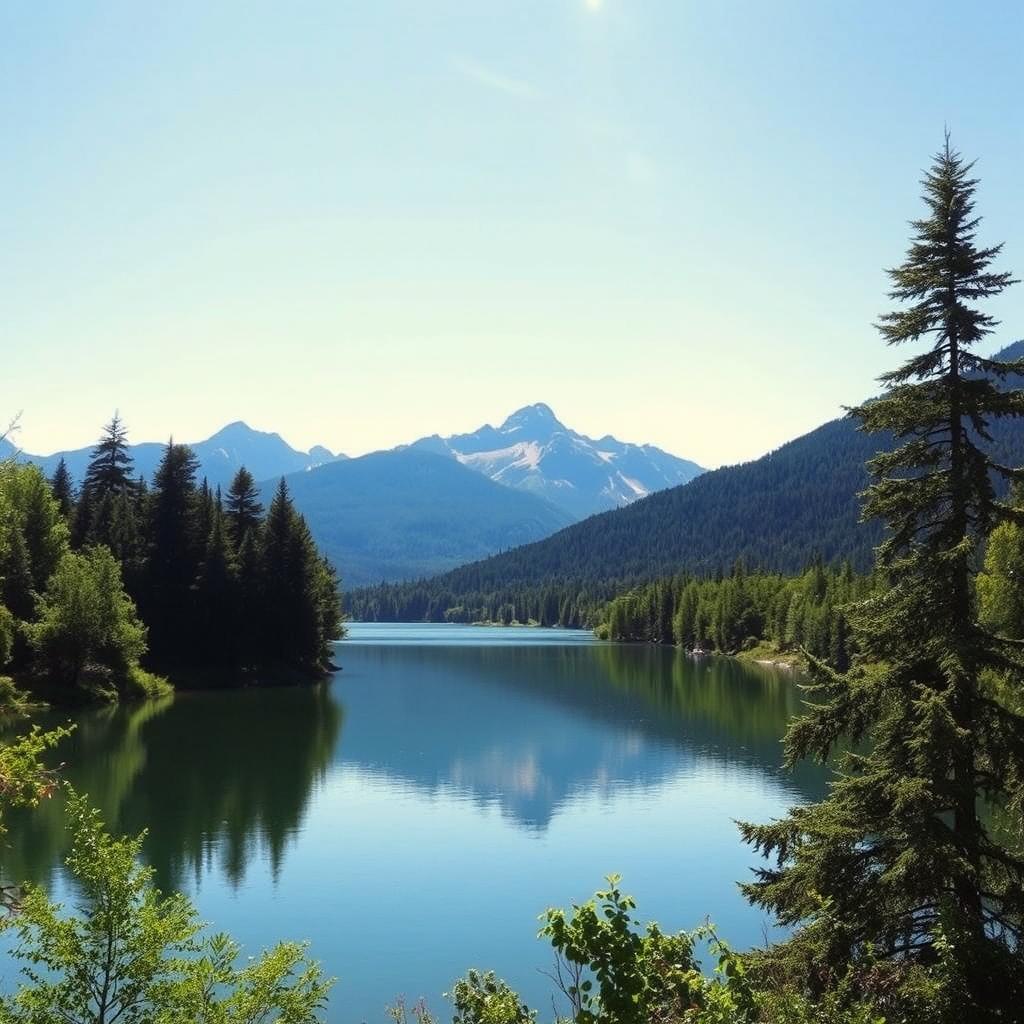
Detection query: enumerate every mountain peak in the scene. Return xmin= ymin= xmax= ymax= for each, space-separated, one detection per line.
xmin=207 ymin=420 xmax=264 ymax=440
xmin=415 ymin=405 xmax=703 ymax=519
xmin=500 ymin=403 xmax=563 ymax=433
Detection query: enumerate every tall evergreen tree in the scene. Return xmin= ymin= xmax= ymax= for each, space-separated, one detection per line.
xmin=82 ymin=414 xmax=134 ymax=497
xmin=260 ymin=479 xmax=298 ymax=664
xmin=49 ymin=458 xmax=74 ymax=519
xmin=143 ymin=441 xmax=200 ymax=659
xmin=739 ymin=138 xmax=1024 ymax=1018
xmin=259 ymin=480 xmax=340 ymax=669
xmin=193 ymin=501 xmax=238 ymax=665
xmin=225 ymin=467 xmax=262 ymax=543
xmin=76 ymin=414 xmax=136 ymax=549
xmin=234 ymin=527 xmax=262 ymax=666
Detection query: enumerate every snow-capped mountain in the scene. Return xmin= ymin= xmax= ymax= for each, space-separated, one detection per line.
xmin=409 ymin=404 xmax=704 ymax=519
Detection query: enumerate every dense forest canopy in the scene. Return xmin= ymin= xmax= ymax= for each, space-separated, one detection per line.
xmin=0 ymin=417 xmax=342 ymax=701
xmin=597 ymin=561 xmax=868 ymax=668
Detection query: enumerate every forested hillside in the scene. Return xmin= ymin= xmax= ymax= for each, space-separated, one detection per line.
xmin=348 ymin=415 xmax=883 ymax=621
xmin=597 ymin=562 xmax=871 ymax=669
xmin=350 ymin=342 xmax=1024 ymax=621
xmin=273 ymin=447 xmax=573 ymax=587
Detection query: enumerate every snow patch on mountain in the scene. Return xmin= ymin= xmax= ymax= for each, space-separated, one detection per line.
xmin=409 ymin=405 xmax=704 ymax=520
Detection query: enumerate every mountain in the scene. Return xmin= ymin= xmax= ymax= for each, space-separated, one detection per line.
xmin=188 ymin=422 xmax=341 ymax=486
xmin=408 ymin=403 xmax=703 ymax=519
xmin=267 ymin=448 xmax=574 ymax=588
xmin=351 ymin=341 xmax=1024 ymax=615
xmin=3 ymin=421 xmax=342 ymax=490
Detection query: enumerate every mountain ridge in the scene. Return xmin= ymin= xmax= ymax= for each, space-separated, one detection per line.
xmin=349 ymin=340 xmax=1024 ymax=616
xmin=408 ymin=403 xmax=703 ymax=519
xmin=265 ymin=447 xmax=573 ymax=588
xmin=2 ymin=421 xmax=343 ymax=490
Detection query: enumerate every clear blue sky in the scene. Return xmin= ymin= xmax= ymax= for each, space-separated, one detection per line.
xmin=3 ymin=1 xmax=1024 ymax=468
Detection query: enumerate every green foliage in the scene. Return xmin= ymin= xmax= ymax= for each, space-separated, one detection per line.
xmin=49 ymin=457 xmax=75 ymax=519
xmin=225 ymin=466 xmax=262 ymax=544
xmin=0 ymin=791 xmax=331 ymax=1024
xmin=0 ymin=603 xmax=15 ymax=668
xmin=82 ymin=413 xmax=135 ymax=497
xmin=126 ymin=447 xmax=341 ymax=677
xmin=142 ymin=440 xmax=203 ymax=658
xmin=348 ymin=577 xmax=612 ymax=629
xmin=448 ymin=971 xmax=535 ymax=1024
xmin=74 ymin=414 xmax=143 ymax=554
xmin=596 ymin=562 xmax=866 ymax=668
xmin=977 ymin=500 xmax=1024 ymax=637
xmin=0 ymin=725 xmax=68 ymax=837
xmin=0 ymin=421 xmax=344 ymax=695
xmin=27 ymin=546 xmax=147 ymax=696
xmin=125 ymin=665 xmax=173 ymax=700
xmin=161 ymin=932 xmax=330 ymax=1024
xmin=441 ymin=880 xmax=887 ymax=1024
xmin=739 ymin=138 xmax=1024 ymax=1021
xmin=255 ymin=479 xmax=343 ymax=671
xmin=540 ymin=875 xmax=709 ymax=1024
xmin=0 ymin=461 xmax=70 ymax=625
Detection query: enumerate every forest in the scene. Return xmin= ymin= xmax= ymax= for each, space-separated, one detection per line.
xmin=0 ymin=415 xmax=342 ymax=702
xmin=347 ymin=341 xmax=1024 ymax=623
xmin=347 ymin=574 xmax=613 ymax=627
xmin=348 ymin=559 xmax=869 ymax=675
xmin=596 ymin=561 xmax=869 ymax=668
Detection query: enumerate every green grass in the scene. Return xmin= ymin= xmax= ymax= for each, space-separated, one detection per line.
xmin=734 ymin=641 xmax=804 ymax=668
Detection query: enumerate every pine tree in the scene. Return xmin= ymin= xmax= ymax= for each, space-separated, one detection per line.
xmin=739 ymin=138 xmax=1024 ymax=1017
xmin=260 ymin=479 xmax=302 ymax=663
xmin=143 ymin=441 xmax=200 ymax=660
xmin=49 ymin=458 xmax=74 ymax=519
xmin=193 ymin=502 xmax=238 ymax=665
xmin=76 ymin=414 xmax=136 ymax=548
xmin=0 ymin=525 xmax=34 ymax=623
xmin=105 ymin=488 xmax=145 ymax=593
xmin=234 ymin=527 xmax=262 ymax=666
xmin=82 ymin=414 xmax=134 ymax=497
xmin=258 ymin=480 xmax=339 ymax=669
xmin=225 ymin=467 xmax=262 ymax=544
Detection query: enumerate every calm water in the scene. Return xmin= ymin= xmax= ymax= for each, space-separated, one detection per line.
xmin=1 ymin=624 xmax=823 ymax=1022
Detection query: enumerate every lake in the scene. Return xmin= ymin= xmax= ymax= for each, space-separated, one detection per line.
xmin=1 ymin=623 xmax=823 ymax=1023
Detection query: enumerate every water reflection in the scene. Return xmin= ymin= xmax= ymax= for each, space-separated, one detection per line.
xmin=3 ymin=685 xmax=341 ymax=893
xmin=2 ymin=631 xmax=824 ymax=897
xmin=333 ymin=643 xmax=824 ymax=831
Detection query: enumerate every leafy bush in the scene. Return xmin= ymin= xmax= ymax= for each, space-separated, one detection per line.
xmin=448 ymin=970 xmax=536 ymax=1024
xmin=26 ymin=546 xmax=147 ymax=696
xmin=0 ymin=791 xmax=331 ymax=1023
